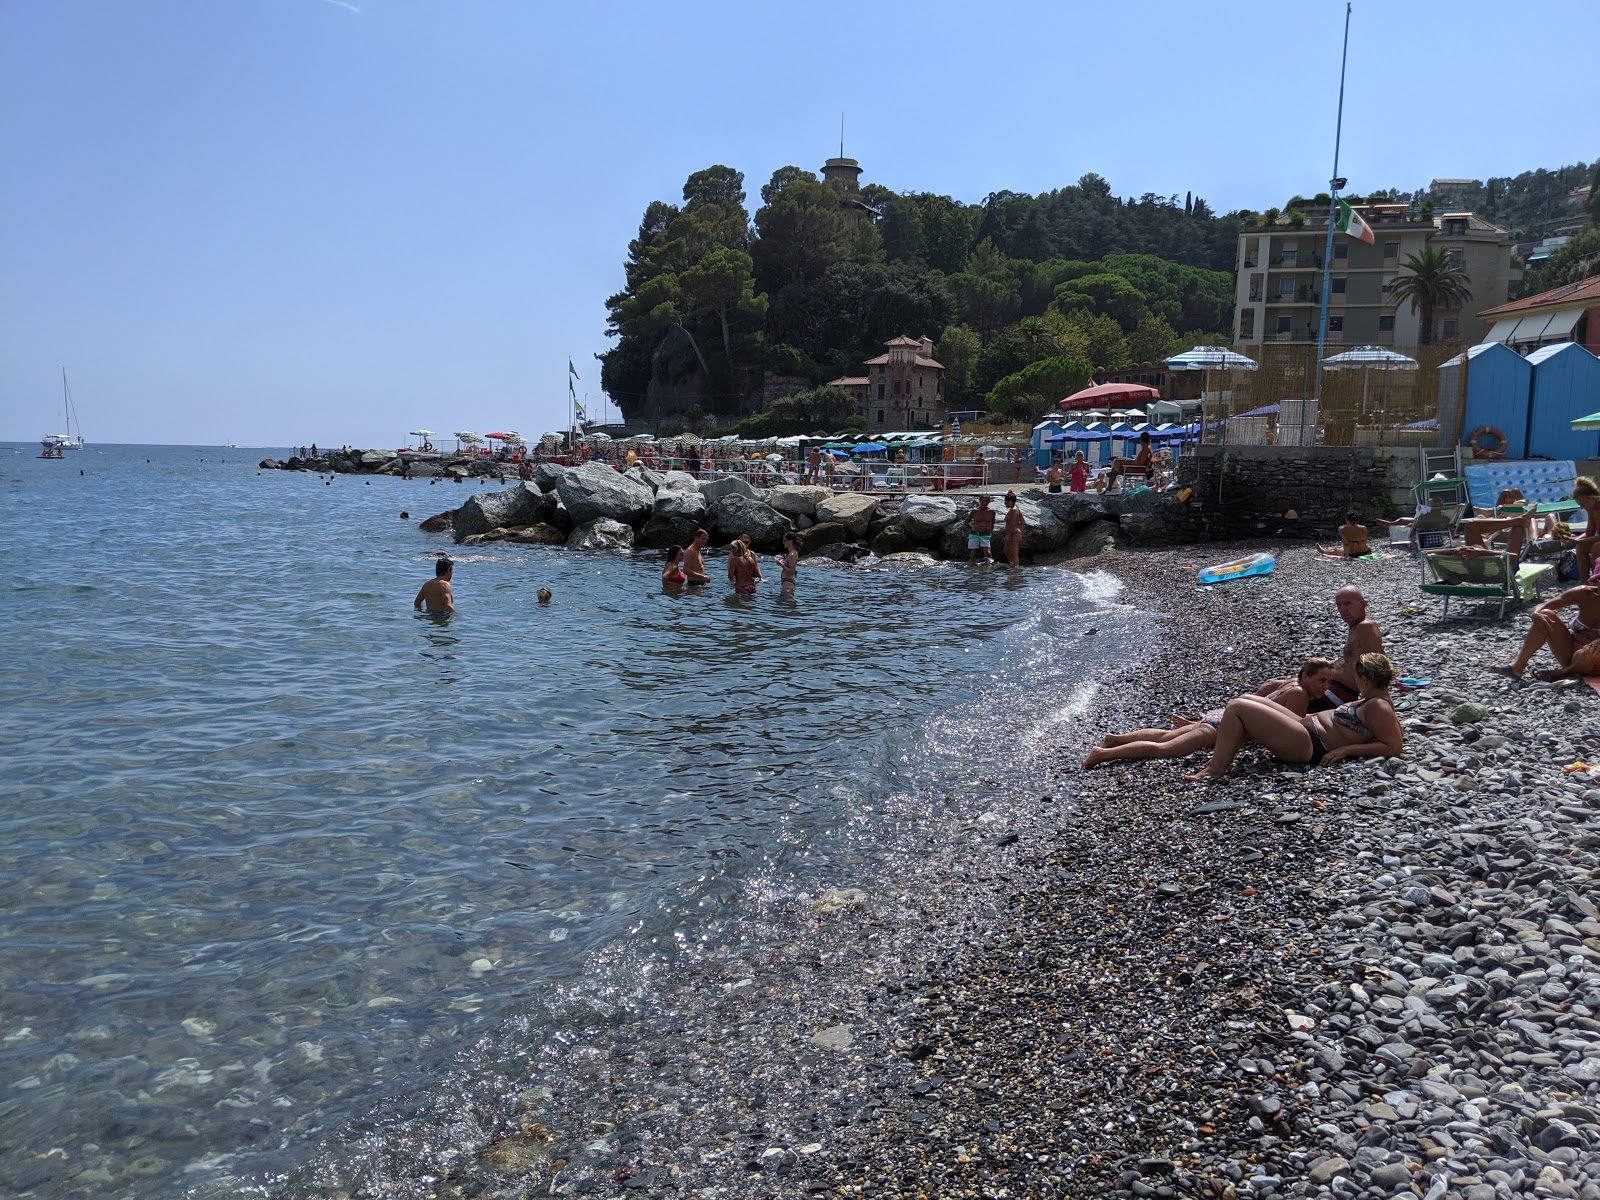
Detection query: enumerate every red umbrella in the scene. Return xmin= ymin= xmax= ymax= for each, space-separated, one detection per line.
xmin=1058 ymin=382 xmax=1162 ymax=411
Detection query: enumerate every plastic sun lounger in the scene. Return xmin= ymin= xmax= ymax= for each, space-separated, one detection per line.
xmin=1419 ymin=548 xmax=1521 ymax=621
xmin=1463 ymin=460 xmax=1578 ymax=510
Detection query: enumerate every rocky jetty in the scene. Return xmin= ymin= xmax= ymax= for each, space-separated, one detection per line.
xmin=383 ymin=542 xmax=1600 ymax=1199
xmin=416 ymin=464 xmax=1170 ymax=560
xmin=259 ymin=447 xmax=511 ymax=478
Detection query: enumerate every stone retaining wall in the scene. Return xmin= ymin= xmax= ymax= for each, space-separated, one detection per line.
xmin=1138 ymin=445 xmax=1423 ymax=543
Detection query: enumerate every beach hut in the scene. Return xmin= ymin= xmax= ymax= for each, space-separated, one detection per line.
xmin=1442 ymin=343 xmax=1535 ymax=459
xmin=1032 ymin=418 xmax=1065 ymax=468
xmin=1526 ymin=342 xmax=1600 ymax=461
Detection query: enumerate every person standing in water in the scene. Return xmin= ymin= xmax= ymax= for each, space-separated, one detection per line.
xmin=1001 ymin=491 xmax=1025 ymax=567
xmin=729 ymin=543 xmax=760 ymax=596
xmin=778 ymin=532 xmax=800 ymax=592
xmin=661 ymin=546 xmax=687 ymax=589
xmin=682 ymin=529 xmax=710 ymax=584
xmin=966 ymin=495 xmax=996 ymax=564
xmin=413 ymin=557 xmax=455 ymax=613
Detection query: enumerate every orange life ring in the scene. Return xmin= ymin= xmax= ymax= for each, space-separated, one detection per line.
xmin=1468 ymin=426 xmax=1507 ymax=459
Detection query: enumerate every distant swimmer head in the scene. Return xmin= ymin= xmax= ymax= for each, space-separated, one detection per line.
xmin=537 ymin=587 xmax=552 ymax=605
xmin=400 ymin=511 xmax=410 ymax=520
xmin=435 ymin=558 xmax=454 ymax=577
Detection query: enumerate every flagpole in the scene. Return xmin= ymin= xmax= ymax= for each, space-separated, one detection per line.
xmin=1314 ymin=1 xmax=1352 ymax=407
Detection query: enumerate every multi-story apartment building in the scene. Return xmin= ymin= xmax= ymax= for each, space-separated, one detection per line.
xmin=1232 ymin=204 xmax=1515 ymax=350
xmin=828 ymin=335 xmax=946 ymax=431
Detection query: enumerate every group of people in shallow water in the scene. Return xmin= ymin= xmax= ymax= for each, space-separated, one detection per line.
xmin=660 ymin=528 xmax=800 ymax=596
xmin=1083 ymin=586 xmax=1405 ymax=781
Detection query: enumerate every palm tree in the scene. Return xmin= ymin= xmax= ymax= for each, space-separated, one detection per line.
xmin=1387 ymin=246 xmax=1473 ymax=345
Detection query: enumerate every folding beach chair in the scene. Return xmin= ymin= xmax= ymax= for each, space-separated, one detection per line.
xmin=1419 ymin=548 xmax=1520 ymax=621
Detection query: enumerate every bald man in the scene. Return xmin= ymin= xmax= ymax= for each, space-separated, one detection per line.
xmin=1311 ymin=586 xmax=1386 ymax=710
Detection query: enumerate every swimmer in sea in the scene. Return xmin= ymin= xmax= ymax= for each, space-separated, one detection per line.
xmin=729 ymin=543 xmax=760 ymax=596
xmin=662 ymin=545 xmax=687 ymax=590
xmin=536 ymin=587 xmax=552 ymax=605
xmin=778 ymin=531 xmax=799 ymax=592
xmin=413 ymin=557 xmax=455 ymax=613
xmin=683 ymin=528 xmax=710 ymax=584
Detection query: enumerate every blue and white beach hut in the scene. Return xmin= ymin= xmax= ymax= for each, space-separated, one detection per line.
xmin=1526 ymin=342 xmax=1600 ymax=461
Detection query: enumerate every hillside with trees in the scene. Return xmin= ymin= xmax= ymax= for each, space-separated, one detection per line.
xmin=599 ymin=157 xmax=1599 ymax=429
xmin=600 ymin=167 xmax=1241 ymax=428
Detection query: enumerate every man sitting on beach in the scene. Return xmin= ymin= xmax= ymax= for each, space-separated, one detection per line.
xmin=1311 ymin=586 xmax=1384 ymax=710
xmin=1500 ymin=579 xmax=1600 ymax=681
xmin=683 ymin=528 xmax=710 ymax=584
xmin=1317 ymin=512 xmax=1372 ymax=559
xmin=413 ymin=557 xmax=455 ymax=614
xmin=966 ymin=495 xmax=996 ymax=564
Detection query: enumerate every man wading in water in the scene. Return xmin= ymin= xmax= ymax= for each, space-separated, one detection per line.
xmin=413 ymin=557 xmax=455 ymax=614
xmin=682 ymin=528 xmax=710 ymax=585
xmin=966 ymin=495 xmax=996 ymax=564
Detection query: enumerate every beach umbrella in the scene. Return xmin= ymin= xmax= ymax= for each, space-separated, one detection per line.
xmin=1165 ymin=347 xmax=1259 ymax=444
xmin=453 ymin=430 xmax=483 ymax=454
xmin=1320 ymin=344 xmax=1419 ymax=435
xmin=1058 ymin=381 xmax=1161 ymax=411
xmin=1572 ymin=411 xmax=1600 ymax=431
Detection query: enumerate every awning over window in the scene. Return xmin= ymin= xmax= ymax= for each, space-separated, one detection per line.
xmin=1508 ymin=312 xmax=1555 ymax=343
xmin=1539 ymin=307 xmax=1583 ymax=342
xmin=1485 ymin=319 xmax=1514 ymax=343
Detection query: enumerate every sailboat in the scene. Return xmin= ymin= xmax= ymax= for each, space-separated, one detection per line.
xmin=39 ymin=369 xmax=86 ymax=458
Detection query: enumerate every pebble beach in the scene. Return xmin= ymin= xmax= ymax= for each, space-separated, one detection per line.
xmin=391 ymin=540 xmax=1600 ymax=1200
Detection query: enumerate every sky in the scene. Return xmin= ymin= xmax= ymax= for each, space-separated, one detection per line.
xmin=2 ymin=0 xmax=1595 ymax=448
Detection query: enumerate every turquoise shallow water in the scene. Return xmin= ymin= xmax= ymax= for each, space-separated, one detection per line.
xmin=0 ymin=444 xmax=1135 ymax=1198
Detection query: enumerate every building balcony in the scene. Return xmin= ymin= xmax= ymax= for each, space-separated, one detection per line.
xmin=1263 ymin=328 xmax=1330 ymax=343
xmin=1269 ymin=256 xmax=1323 ymax=269
xmin=1265 ymin=290 xmax=1324 ymax=305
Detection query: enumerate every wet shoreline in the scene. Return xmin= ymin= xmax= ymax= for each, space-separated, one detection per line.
xmin=344 ymin=540 xmax=1600 ymax=1200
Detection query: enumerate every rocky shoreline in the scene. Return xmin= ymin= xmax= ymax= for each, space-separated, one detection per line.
xmin=359 ymin=540 xmax=1600 ymax=1200
xmin=409 ymin=460 xmax=1165 ymax=561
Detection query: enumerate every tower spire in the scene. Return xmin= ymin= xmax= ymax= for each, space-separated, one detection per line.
xmin=840 ymin=112 xmax=845 ymax=158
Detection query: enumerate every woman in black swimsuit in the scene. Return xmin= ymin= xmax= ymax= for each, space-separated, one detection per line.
xmin=1184 ymin=652 xmax=1403 ymax=781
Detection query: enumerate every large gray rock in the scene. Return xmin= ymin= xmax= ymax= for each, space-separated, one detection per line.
xmin=699 ymin=475 xmax=759 ymax=504
xmin=548 ymin=492 xmax=574 ymax=533
xmin=651 ymin=483 xmax=707 ymax=522
xmin=418 ymin=509 xmax=455 ymax=533
xmin=767 ymin=485 xmax=830 ymax=519
xmin=622 ymin=464 xmax=664 ymax=493
xmin=359 ymin=450 xmax=395 ymax=467
xmin=711 ymin=495 xmax=791 ymax=551
xmin=1039 ymin=491 xmax=1111 ymax=526
xmin=815 ymin=493 xmax=879 ymax=538
xmin=555 ymin=462 xmax=654 ymax=527
xmin=636 ymin=513 xmax=703 ymax=550
xmin=460 ymin=523 xmax=565 ymax=546
xmin=566 ymin=517 xmax=635 ymax=552
xmin=452 ymin=484 xmax=553 ymax=541
xmin=898 ymin=495 xmax=959 ymax=543
xmin=798 ymin=522 xmax=850 ymax=554
xmin=1058 ymin=520 xmax=1119 ymax=559
xmin=532 ymin=461 xmax=568 ymax=493
xmin=870 ymin=525 xmax=914 ymax=557
xmin=657 ymin=470 xmax=700 ymax=494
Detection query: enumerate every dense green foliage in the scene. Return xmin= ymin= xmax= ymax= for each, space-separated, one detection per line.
xmin=1423 ymin=161 xmax=1594 ymax=242
xmin=601 ymin=166 xmax=1241 ymax=425
xmin=734 ymin=385 xmax=867 ymax=439
xmin=1516 ymin=227 xmax=1600 ymax=299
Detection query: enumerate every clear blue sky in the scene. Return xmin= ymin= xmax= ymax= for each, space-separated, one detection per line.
xmin=2 ymin=0 xmax=1594 ymax=447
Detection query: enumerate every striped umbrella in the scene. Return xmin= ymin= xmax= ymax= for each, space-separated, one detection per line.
xmin=1164 ymin=347 xmax=1258 ymax=445
xmin=1321 ymin=345 xmax=1418 ymax=431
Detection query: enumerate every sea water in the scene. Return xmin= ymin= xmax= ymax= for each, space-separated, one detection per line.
xmin=0 ymin=444 xmax=1141 ymax=1198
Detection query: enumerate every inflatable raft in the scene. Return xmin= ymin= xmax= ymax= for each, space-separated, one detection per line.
xmin=1197 ymin=552 xmax=1276 ymax=585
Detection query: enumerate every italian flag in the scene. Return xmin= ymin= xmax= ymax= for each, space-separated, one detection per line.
xmin=568 ymin=358 xmax=581 ymax=380
xmin=1335 ymin=197 xmax=1374 ymax=244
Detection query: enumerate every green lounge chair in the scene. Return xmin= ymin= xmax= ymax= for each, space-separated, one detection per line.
xmin=1420 ymin=549 xmax=1520 ymax=620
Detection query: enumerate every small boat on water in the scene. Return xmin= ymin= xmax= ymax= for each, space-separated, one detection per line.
xmin=39 ymin=370 xmax=86 ymax=458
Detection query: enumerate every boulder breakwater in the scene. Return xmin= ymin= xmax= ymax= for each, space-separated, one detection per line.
xmin=409 ymin=460 xmax=1169 ymax=562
